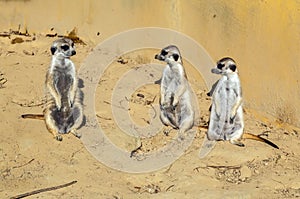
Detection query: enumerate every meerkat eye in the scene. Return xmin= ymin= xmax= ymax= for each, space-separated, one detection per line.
xmin=161 ymin=49 xmax=168 ymax=56
xmin=229 ymin=64 xmax=236 ymax=72
xmin=50 ymin=46 xmax=57 ymax=55
xmin=217 ymin=63 xmax=224 ymax=69
xmin=172 ymin=54 xmax=179 ymax=61
xmin=61 ymin=45 xmax=70 ymax=51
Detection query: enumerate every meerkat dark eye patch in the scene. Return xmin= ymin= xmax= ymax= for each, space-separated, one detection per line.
xmin=173 ymin=54 xmax=179 ymax=61
xmin=50 ymin=46 xmax=57 ymax=55
xmin=61 ymin=45 xmax=70 ymax=51
xmin=217 ymin=63 xmax=224 ymax=69
xmin=229 ymin=64 xmax=236 ymax=72
xmin=161 ymin=49 xmax=168 ymax=56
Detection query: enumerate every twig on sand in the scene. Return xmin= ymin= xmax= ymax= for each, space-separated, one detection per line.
xmin=12 ymin=159 xmax=35 ymax=169
xmin=11 ymin=99 xmax=46 ymax=107
xmin=10 ymin=180 xmax=77 ymax=199
xmin=193 ymin=165 xmax=241 ymax=172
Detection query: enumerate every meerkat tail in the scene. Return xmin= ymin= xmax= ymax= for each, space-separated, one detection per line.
xmin=21 ymin=114 xmax=44 ymax=120
xmin=197 ymin=125 xmax=279 ymax=149
xmin=243 ymin=133 xmax=279 ymax=149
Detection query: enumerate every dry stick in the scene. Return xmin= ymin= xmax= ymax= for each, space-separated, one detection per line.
xmin=193 ymin=165 xmax=241 ymax=172
xmin=12 ymin=159 xmax=35 ymax=169
xmin=10 ymin=180 xmax=77 ymax=199
xmin=11 ymin=100 xmax=46 ymax=107
xmin=165 ymin=184 xmax=175 ymax=192
xmin=96 ymin=114 xmax=112 ymax=120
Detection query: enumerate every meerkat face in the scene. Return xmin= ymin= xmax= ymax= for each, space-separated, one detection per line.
xmin=155 ymin=45 xmax=182 ymax=64
xmin=50 ymin=38 xmax=76 ymax=58
xmin=211 ymin=57 xmax=237 ymax=75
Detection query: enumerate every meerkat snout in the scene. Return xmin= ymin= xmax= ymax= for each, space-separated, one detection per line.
xmin=71 ymin=49 xmax=76 ymax=56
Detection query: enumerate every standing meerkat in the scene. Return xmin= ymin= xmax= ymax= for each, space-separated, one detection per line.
xmin=154 ymin=45 xmax=194 ymax=135
xmin=208 ymin=57 xmax=245 ymax=146
xmin=22 ymin=38 xmax=83 ymax=141
xmin=199 ymin=57 xmax=278 ymax=158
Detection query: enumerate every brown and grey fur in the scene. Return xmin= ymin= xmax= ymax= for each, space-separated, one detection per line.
xmin=22 ymin=38 xmax=83 ymax=141
xmin=207 ymin=57 xmax=245 ymax=146
xmin=155 ymin=45 xmax=194 ymax=135
xmin=199 ymin=57 xmax=278 ymax=158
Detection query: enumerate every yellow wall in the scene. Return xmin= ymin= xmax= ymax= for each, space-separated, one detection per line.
xmin=1 ymin=0 xmax=299 ymax=126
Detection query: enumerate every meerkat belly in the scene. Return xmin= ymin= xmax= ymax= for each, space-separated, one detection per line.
xmin=51 ymin=69 xmax=75 ymax=134
xmin=165 ymin=75 xmax=181 ymax=99
xmin=53 ymin=70 xmax=73 ymax=105
xmin=178 ymin=91 xmax=193 ymax=118
xmin=222 ymin=81 xmax=238 ymax=138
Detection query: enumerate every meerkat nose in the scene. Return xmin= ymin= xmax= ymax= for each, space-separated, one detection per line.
xmin=72 ymin=50 xmax=76 ymax=56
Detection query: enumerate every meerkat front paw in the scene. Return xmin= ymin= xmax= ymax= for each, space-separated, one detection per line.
xmin=56 ymin=101 xmax=62 ymax=111
xmin=172 ymin=96 xmax=179 ymax=107
xmin=161 ymin=99 xmax=171 ymax=109
xmin=230 ymin=116 xmax=235 ymax=124
xmin=55 ymin=134 xmax=63 ymax=141
xmin=69 ymin=99 xmax=74 ymax=108
xmin=230 ymin=113 xmax=236 ymax=124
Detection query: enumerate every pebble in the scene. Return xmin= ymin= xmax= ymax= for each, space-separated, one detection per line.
xmin=240 ymin=165 xmax=252 ymax=179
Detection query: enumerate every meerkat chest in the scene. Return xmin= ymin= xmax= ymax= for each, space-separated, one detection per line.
xmin=215 ymin=76 xmax=239 ymax=101
xmin=162 ymin=64 xmax=184 ymax=85
xmin=52 ymin=66 xmax=75 ymax=96
xmin=51 ymin=58 xmax=75 ymax=72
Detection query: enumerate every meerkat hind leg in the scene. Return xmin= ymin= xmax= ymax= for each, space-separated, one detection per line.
xmin=230 ymin=139 xmax=245 ymax=147
xmin=163 ymin=126 xmax=174 ymax=136
xmin=70 ymin=129 xmax=81 ymax=139
xmin=44 ymin=110 xmax=63 ymax=141
xmin=178 ymin=117 xmax=193 ymax=135
xmin=47 ymin=126 xmax=63 ymax=141
xmin=160 ymin=111 xmax=178 ymax=129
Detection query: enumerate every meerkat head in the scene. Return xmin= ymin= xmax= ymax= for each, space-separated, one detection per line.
xmin=155 ymin=45 xmax=182 ymax=64
xmin=211 ymin=57 xmax=237 ymax=75
xmin=50 ymin=38 xmax=76 ymax=58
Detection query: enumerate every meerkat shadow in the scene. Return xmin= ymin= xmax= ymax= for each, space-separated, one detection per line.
xmin=77 ymin=78 xmax=86 ymax=128
xmin=207 ymin=80 xmax=219 ymax=97
xmin=154 ymin=78 xmax=161 ymax=85
xmin=78 ymin=78 xmax=84 ymax=88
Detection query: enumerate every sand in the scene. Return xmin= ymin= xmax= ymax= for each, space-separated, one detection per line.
xmin=0 ymin=33 xmax=300 ymax=199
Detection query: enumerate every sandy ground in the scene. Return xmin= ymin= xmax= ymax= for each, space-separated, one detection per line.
xmin=0 ymin=33 xmax=300 ymax=199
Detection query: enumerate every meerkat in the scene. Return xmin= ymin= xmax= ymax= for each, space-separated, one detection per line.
xmin=199 ymin=57 xmax=278 ymax=157
xmin=154 ymin=45 xmax=194 ymax=135
xmin=21 ymin=38 xmax=83 ymax=141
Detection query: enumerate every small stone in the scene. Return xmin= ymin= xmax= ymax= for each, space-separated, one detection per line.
xmin=290 ymin=181 xmax=300 ymax=190
xmin=240 ymin=166 xmax=252 ymax=179
xmin=11 ymin=37 xmax=24 ymax=44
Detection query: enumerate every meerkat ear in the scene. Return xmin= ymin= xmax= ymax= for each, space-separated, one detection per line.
xmin=173 ymin=54 xmax=179 ymax=61
xmin=229 ymin=64 xmax=236 ymax=72
xmin=50 ymin=46 xmax=57 ymax=55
